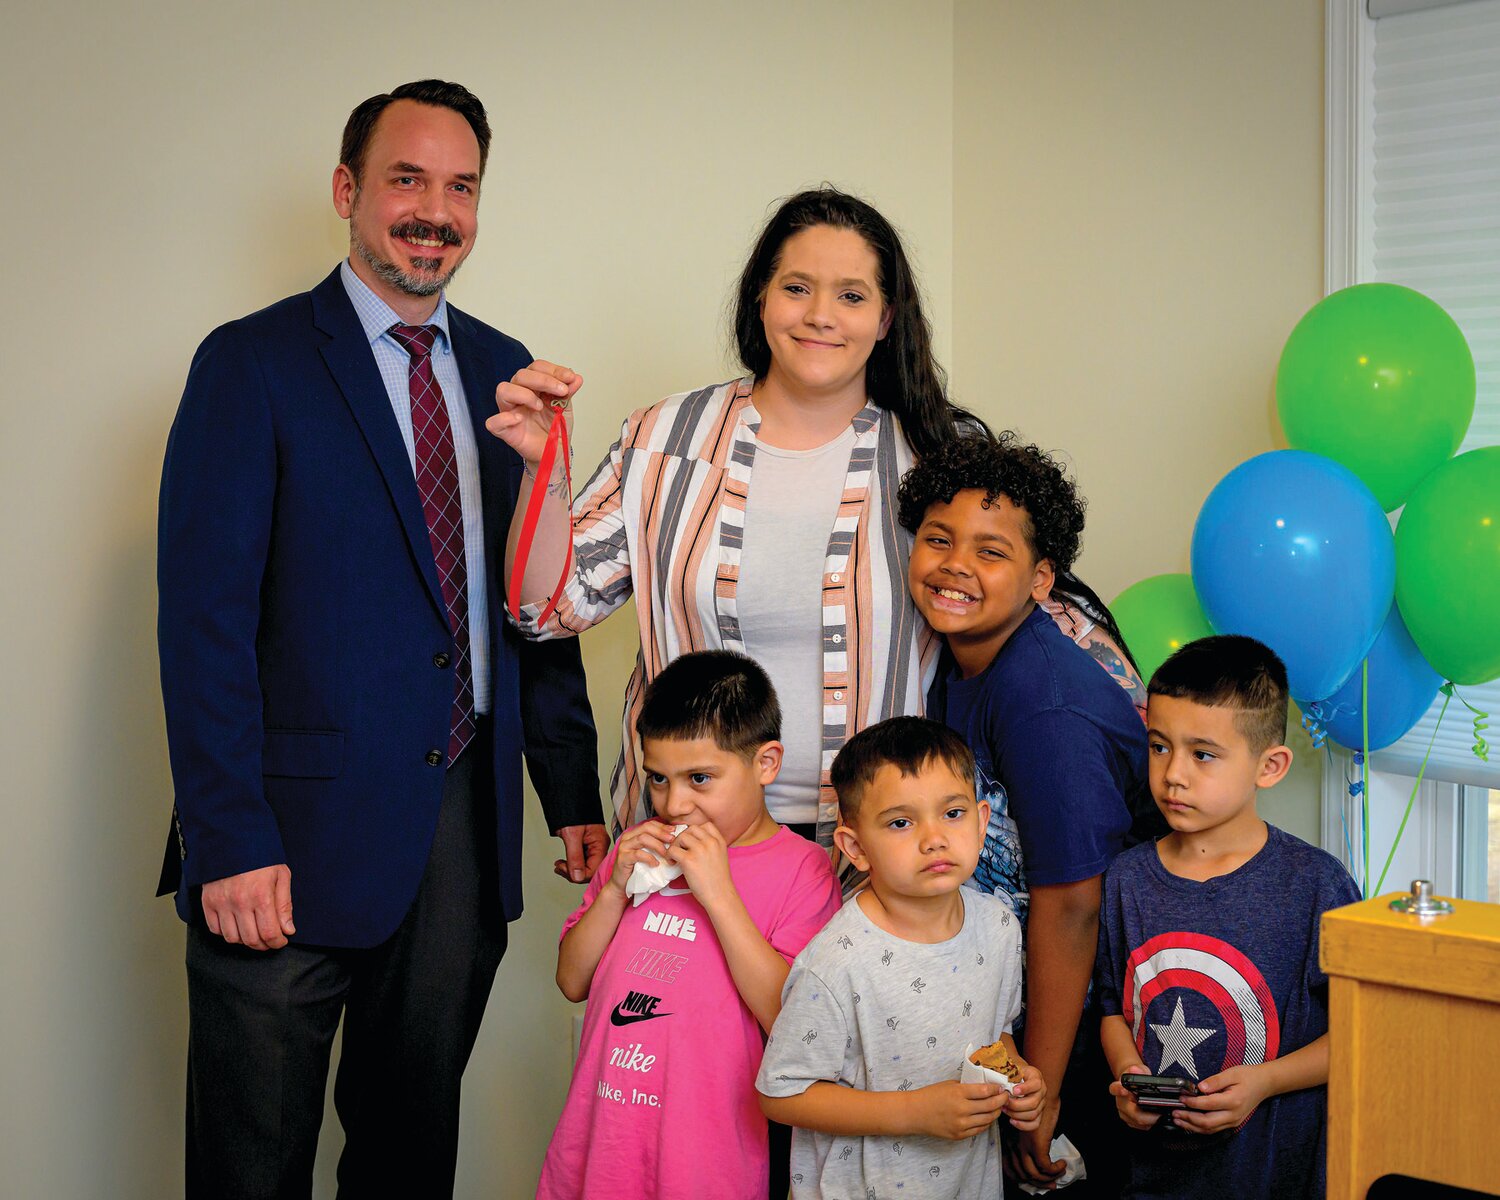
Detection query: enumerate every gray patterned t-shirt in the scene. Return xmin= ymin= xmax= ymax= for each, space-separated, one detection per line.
xmin=756 ymin=888 xmax=1024 ymax=1199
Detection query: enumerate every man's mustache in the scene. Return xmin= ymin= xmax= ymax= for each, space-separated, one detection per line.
xmin=389 ymin=221 xmax=463 ymax=248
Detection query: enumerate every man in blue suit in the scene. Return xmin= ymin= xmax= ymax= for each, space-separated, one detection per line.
xmin=157 ymin=80 xmax=605 ymax=1198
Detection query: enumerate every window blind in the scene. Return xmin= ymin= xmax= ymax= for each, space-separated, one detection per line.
xmin=1374 ymin=0 xmax=1488 ymax=18
xmin=1369 ymin=0 xmax=1500 ymax=787
xmin=1369 ymin=0 xmax=1485 ymax=19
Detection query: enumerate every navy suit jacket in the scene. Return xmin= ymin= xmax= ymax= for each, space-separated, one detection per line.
xmin=157 ymin=267 xmax=600 ymax=947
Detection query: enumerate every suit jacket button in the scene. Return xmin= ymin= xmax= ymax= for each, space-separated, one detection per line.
xmin=426 ymin=750 xmax=444 ymax=766
xmin=433 ymin=652 xmax=451 ymax=668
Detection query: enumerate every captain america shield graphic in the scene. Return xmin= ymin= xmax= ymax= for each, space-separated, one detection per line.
xmin=1122 ymin=931 xmax=1280 ymax=1077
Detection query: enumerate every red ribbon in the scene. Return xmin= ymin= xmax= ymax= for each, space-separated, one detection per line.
xmin=508 ymin=403 xmax=573 ymax=627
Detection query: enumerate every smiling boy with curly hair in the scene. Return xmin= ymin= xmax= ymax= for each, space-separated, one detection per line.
xmin=898 ymin=431 xmax=1153 ymax=1195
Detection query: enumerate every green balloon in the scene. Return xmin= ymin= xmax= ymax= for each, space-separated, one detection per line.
xmin=1276 ymin=283 xmax=1475 ymax=511
xmin=1395 ymin=446 xmax=1500 ymax=685
xmin=1110 ymin=574 xmax=1216 ymax=686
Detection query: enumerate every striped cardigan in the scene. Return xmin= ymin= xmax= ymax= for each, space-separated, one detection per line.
xmin=516 ymin=376 xmax=1145 ymax=846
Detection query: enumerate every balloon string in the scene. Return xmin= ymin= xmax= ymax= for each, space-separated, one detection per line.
xmin=1316 ymin=697 xmax=1363 ymax=891
xmin=1361 ymin=659 xmax=1370 ymax=898
xmin=507 ymin=406 xmax=573 ymax=627
xmin=1301 ymin=703 xmax=1329 ymax=749
xmin=1348 ymin=753 xmax=1366 ymax=896
xmin=1373 ymin=686 xmax=1453 ymax=896
xmin=1443 ymin=682 xmax=1490 ymax=762
xmin=1329 ymin=745 xmax=1359 ymax=885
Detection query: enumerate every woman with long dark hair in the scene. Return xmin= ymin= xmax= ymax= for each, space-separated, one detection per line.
xmin=491 ymin=187 xmax=968 ymax=849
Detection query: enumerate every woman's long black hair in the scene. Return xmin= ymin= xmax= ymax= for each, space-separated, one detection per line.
xmin=732 ymin=186 xmax=970 ymax=459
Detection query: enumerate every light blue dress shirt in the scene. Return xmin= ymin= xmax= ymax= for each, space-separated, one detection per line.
xmin=339 ymin=260 xmax=492 ymax=715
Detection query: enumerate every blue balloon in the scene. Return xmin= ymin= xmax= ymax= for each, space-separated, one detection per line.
xmin=1306 ymin=605 xmax=1442 ymax=751
xmin=1191 ymin=450 xmax=1395 ymax=701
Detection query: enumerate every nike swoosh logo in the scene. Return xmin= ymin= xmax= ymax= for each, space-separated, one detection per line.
xmin=610 ymin=1005 xmax=671 ymax=1027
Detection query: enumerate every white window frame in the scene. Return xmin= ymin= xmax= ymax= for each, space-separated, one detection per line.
xmin=1319 ymin=753 xmax=1472 ymax=895
xmin=1322 ymin=0 xmax=1492 ymax=900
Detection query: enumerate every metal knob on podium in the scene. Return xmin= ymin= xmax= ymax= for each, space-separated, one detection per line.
xmin=1388 ymin=878 xmax=1455 ymax=918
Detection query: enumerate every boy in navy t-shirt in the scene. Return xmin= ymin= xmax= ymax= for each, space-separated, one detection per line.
xmin=1097 ymin=636 xmax=1360 ymax=1199
xmin=898 ymin=431 xmax=1151 ymax=1195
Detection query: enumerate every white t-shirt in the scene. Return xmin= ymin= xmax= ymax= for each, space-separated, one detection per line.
xmin=737 ymin=428 xmax=856 ymax=824
xmin=757 ymin=889 xmax=1025 ymax=1198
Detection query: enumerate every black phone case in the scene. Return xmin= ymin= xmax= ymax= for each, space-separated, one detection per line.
xmin=1121 ymin=1073 xmax=1198 ymax=1109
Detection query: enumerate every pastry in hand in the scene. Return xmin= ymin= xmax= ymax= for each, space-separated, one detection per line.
xmin=968 ymin=1038 xmax=1022 ymax=1083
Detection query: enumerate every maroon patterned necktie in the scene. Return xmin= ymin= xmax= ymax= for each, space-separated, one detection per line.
xmin=389 ymin=323 xmax=476 ymax=764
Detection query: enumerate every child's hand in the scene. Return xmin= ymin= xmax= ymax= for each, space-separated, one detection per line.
xmin=1171 ymin=1064 xmax=1270 ymax=1135
xmin=1002 ymin=1064 xmax=1047 ymax=1131
xmin=605 ymin=821 xmax=678 ymax=897
xmin=1007 ymin=1101 xmax=1067 ymax=1187
xmin=1108 ymin=1063 xmax=1163 ymax=1131
xmin=908 ymin=1080 xmax=1007 ymax=1141
xmin=665 ymin=822 xmax=733 ymax=908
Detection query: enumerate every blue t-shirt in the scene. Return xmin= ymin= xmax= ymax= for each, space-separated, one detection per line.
xmin=927 ymin=603 xmax=1150 ymax=921
xmin=1095 ymin=825 xmax=1361 ymax=1199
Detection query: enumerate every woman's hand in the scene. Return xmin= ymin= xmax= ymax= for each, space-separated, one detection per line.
xmin=605 ymin=820 xmax=678 ymax=897
xmin=486 ymin=360 xmax=582 ymax=464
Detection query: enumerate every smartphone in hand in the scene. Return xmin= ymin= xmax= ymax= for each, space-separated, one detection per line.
xmin=1121 ymin=1073 xmax=1200 ymax=1110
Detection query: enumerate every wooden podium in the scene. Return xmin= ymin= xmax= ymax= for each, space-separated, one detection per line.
xmin=1321 ymin=884 xmax=1500 ymax=1199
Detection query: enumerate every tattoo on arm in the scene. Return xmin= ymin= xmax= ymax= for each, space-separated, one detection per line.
xmin=1082 ymin=637 xmax=1148 ymax=706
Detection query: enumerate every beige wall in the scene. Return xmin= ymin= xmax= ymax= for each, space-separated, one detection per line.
xmin=951 ymin=1 xmax=1327 ymax=836
xmin=0 ymin=3 xmax=951 ymax=1197
xmin=1 ymin=2 xmax=1328 ymax=1196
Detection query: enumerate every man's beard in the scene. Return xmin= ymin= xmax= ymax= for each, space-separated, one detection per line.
xmin=352 ymin=219 xmax=465 ymax=297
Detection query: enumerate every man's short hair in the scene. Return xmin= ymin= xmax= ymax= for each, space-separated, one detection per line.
xmin=896 ymin=430 xmax=1085 ymax=573
xmin=635 ymin=651 xmax=781 ymax=758
xmin=831 ymin=716 xmax=975 ymax=820
xmin=1148 ymin=635 xmax=1290 ymax=751
xmin=340 ymin=80 xmax=491 ymax=183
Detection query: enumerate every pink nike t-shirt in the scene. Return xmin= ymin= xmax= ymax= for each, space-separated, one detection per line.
xmin=537 ymin=825 xmax=841 ymax=1200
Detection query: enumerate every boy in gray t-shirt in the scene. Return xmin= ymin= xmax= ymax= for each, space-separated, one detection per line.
xmin=758 ymin=718 xmax=1044 ymax=1199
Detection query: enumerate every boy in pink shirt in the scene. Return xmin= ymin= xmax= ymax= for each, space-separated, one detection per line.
xmin=537 ymin=652 xmax=842 ymax=1199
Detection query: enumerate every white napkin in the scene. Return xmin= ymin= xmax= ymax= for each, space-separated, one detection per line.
xmin=960 ymin=1041 xmax=1021 ymax=1095
xmin=623 ymin=825 xmax=688 ymax=906
xmin=959 ymin=1045 xmax=1085 ymax=1193
xmin=1017 ymin=1134 xmax=1086 ymax=1194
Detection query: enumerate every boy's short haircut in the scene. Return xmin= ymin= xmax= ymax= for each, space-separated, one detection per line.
xmin=1148 ymin=635 xmax=1290 ymax=751
xmin=832 ymin=716 xmax=976 ymax=820
xmin=636 ymin=650 xmax=781 ymax=758
xmin=895 ymin=430 xmax=1085 ymax=573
